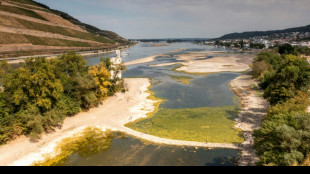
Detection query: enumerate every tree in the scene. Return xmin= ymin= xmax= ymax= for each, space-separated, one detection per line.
xmin=278 ymin=44 xmax=294 ymax=55
xmin=262 ymin=55 xmax=310 ymax=105
xmin=88 ymin=61 xmax=112 ymax=102
xmin=3 ymin=57 xmax=64 ymax=112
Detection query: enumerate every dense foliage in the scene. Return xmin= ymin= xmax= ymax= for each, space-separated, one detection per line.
xmin=252 ymin=48 xmax=310 ymax=166
xmin=0 ymin=52 xmax=125 ymax=143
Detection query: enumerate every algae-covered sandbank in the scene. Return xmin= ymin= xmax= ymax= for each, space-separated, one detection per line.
xmin=125 ymin=71 xmax=244 ymax=144
xmin=126 ymin=106 xmax=244 ymax=143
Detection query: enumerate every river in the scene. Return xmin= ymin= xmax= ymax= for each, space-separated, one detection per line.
xmin=61 ymin=42 xmax=242 ymax=166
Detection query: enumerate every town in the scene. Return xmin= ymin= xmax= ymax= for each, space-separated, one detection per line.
xmin=203 ymin=31 xmax=310 ymax=50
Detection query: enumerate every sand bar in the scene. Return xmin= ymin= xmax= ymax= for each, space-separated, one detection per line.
xmin=230 ymin=74 xmax=269 ymax=166
xmin=123 ymin=48 xmax=185 ymax=66
xmin=149 ymin=51 xmax=255 ymax=74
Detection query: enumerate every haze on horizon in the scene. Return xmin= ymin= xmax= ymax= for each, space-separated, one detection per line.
xmin=35 ymin=0 xmax=310 ymax=39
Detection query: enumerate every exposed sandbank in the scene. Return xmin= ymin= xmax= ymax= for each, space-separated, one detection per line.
xmin=151 ymin=51 xmax=254 ymax=74
xmin=230 ymin=73 xmax=269 ymax=166
xmin=123 ymin=48 xmax=185 ymax=66
xmin=0 ymin=49 xmax=268 ymax=166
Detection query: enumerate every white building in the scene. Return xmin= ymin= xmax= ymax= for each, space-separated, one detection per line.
xmin=110 ymin=50 xmax=122 ymax=79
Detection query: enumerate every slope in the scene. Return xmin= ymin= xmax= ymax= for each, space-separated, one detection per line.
xmin=0 ymin=0 xmax=129 ymax=58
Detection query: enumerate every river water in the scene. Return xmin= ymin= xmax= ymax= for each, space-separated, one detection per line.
xmin=62 ymin=42 xmax=242 ymax=166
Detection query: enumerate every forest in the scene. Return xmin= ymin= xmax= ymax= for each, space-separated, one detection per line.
xmin=252 ymin=44 xmax=310 ymax=166
xmin=0 ymin=52 xmax=125 ymax=144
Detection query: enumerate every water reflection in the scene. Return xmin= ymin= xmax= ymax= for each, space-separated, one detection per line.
xmin=61 ymin=132 xmax=239 ymax=166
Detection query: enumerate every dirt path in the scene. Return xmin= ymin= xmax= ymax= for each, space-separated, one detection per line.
xmin=230 ymin=73 xmax=269 ymax=166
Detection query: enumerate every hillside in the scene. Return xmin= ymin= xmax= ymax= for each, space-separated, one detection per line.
xmin=0 ymin=0 xmax=129 ymax=58
xmin=217 ymin=24 xmax=310 ymax=40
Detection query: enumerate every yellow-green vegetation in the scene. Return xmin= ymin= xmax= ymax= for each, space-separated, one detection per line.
xmin=170 ymin=75 xmax=192 ymax=84
xmin=144 ymin=83 xmax=166 ymax=117
xmin=126 ymin=105 xmax=244 ymax=143
xmin=32 ymin=127 xmax=113 ymax=166
xmin=0 ymin=4 xmax=47 ymax=21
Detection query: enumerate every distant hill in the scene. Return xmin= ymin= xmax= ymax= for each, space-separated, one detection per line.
xmin=216 ymin=24 xmax=310 ymax=40
xmin=0 ymin=0 xmax=129 ymax=58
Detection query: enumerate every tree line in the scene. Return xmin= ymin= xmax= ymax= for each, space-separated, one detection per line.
xmin=251 ymin=44 xmax=310 ymax=166
xmin=0 ymin=52 xmax=126 ymax=144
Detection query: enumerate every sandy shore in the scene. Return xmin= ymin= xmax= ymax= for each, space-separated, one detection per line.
xmin=0 ymin=77 xmax=242 ymax=166
xmin=150 ymin=51 xmax=255 ymax=74
xmin=124 ymin=55 xmax=159 ymax=66
xmin=123 ymin=48 xmax=185 ymax=66
xmin=176 ymin=54 xmax=253 ymax=74
xmin=144 ymin=50 xmax=257 ymax=74
xmin=230 ymin=73 xmax=269 ymax=166
xmin=3 ymin=46 xmax=130 ymax=64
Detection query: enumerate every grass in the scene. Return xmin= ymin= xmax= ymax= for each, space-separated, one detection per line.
xmin=126 ymin=105 xmax=244 ymax=144
xmin=0 ymin=4 xmax=48 ymax=21
xmin=32 ymin=127 xmax=114 ymax=166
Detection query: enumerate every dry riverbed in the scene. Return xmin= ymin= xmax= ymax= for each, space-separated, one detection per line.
xmin=0 ymin=50 xmax=268 ymax=166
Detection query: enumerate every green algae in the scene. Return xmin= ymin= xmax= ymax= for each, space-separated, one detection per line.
xmin=126 ymin=105 xmax=244 ymax=144
xmin=170 ymin=75 xmax=193 ymax=85
xmin=32 ymin=127 xmax=114 ymax=166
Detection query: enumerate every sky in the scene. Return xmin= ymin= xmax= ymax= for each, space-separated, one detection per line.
xmin=35 ymin=0 xmax=310 ymax=39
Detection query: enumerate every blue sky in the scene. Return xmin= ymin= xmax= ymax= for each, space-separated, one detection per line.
xmin=35 ymin=0 xmax=310 ymax=39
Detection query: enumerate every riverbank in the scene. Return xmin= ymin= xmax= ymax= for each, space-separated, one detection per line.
xmin=229 ymin=73 xmax=269 ymax=166
xmin=0 ymin=78 xmax=155 ymax=166
xmin=123 ymin=48 xmax=185 ymax=66
xmin=2 ymin=44 xmax=134 ymax=64
xmin=128 ymin=49 xmax=257 ymax=74
xmin=0 ymin=48 xmax=269 ymax=166
xmin=0 ymin=76 xmax=242 ymax=166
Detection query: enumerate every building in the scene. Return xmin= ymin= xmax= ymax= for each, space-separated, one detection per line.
xmin=110 ymin=50 xmax=122 ymax=79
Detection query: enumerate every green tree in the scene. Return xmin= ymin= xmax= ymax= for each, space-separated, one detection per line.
xmin=3 ymin=57 xmax=63 ymax=112
xmin=278 ymin=43 xmax=294 ymax=55
xmin=263 ymin=55 xmax=310 ymax=105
